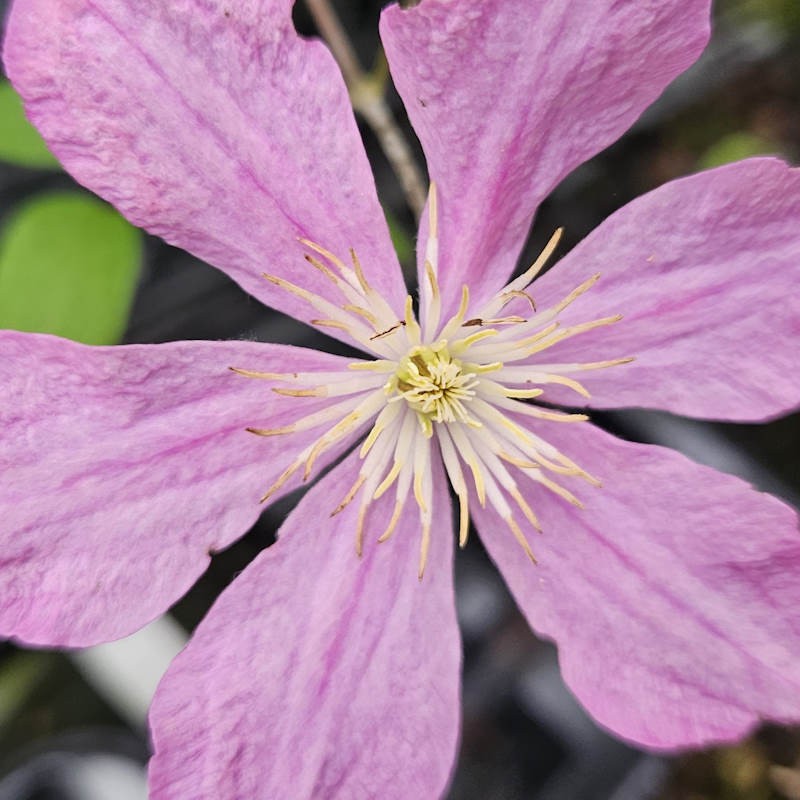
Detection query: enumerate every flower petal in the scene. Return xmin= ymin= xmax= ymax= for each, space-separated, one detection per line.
xmin=527 ymin=158 xmax=800 ymax=420
xmin=148 ymin=449 xmax=460 ymax=799
xmin=380 ymin=0 xmax=710 ymax=316
xmin=0 ymin=331 xmax=368 ymax=646
xmin=472 ymin=420 xmax=800 ymax=748
xmin=3 ymin=0 xmax=405 ymax=340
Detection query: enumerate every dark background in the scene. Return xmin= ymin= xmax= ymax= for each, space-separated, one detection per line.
xmin=1 ymin=1 xmax=799 ymax=798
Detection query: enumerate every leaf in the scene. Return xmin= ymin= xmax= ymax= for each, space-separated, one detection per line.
xmin=698 ymin=132 xmax=777 ymax=170
xmin=384 ymin=208 xmax=415 ymax=265
xmin=0 ymin=81 xmax=60 ymax=169
xmin=0 ymin=192 xmax=142 ymax=345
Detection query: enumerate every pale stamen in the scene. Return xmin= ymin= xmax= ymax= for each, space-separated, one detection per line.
xmin=476 ymin=227 xmax=563 ymax=320
xmin=421 ymin=182 xmax=442 ymax=341
xmin=236 ymin=215 xmax=635 ymax=577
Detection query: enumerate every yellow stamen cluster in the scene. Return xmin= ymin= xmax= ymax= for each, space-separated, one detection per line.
xmin=388 ymin=343 xmax=479 ymax=435
xmin=232 ymin=183 xmax=633 ymax=579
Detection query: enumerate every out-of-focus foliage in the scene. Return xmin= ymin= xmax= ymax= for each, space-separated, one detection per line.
xmin=700 ymin=132 xmax=779 ymax=169
xmin=0 ymin=193 xmax=142 ymax=344
xmin=726 ymin=0 xmax=800 ymax=34
xmin=665 ymin=728 xmax=800 ymax=800
xmin=0 ymin=80 xmax=142 ymax=344
xmin=385 ymin=208 xmax=414 ymax=266
xmin=0 ymin=80 xmax=59 ymax=169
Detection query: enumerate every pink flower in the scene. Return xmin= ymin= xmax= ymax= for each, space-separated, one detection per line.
xmin=3 ymin=0 xmax=800 ymax=797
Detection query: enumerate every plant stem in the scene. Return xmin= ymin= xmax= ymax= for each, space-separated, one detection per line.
xmin=305 ymin=0 xmax=427 ymax=219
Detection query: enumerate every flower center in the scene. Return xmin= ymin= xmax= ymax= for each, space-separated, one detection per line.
xmin=232 ymin=183 xmax=634 ymax=578
xmin=390 ymin=343 xmax=479 ymax=433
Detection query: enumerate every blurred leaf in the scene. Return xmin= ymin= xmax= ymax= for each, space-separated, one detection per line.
xmin=0 ymin=81 xmax=60 ymax=169
xmin=0 ymin=651 xmax=55 ymax=726
xmin=0 ymin=192 xmax=142 ymax=344
xmin=699 ymin=132 xmax=778 ymax=170
xmin=726 ymin=0 xmax=800 ymax=35
xmin=385 ymin=208 xmax=415 ymax=265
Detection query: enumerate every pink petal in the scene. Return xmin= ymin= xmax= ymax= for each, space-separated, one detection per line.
xmin=148 ymin=450 xmax=460 ymax=799
xmin=0 ymin=331 xmax=367 ymax=647
xmin=3 ymin=0 xmax=405 ymax=340
xmin=528 ymin=158 xmax=800 ymax=420
xmin=472 ymin=419 xmax=800 ymax=749
xmin=380 ymin=0 xmax=710 ymax=316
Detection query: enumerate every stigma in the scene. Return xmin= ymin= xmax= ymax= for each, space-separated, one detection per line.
xmin=232 ymin=184 xmax=633 ymax=579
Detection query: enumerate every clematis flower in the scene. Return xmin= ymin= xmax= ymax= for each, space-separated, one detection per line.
xmin=2 ymin=0 xmax=800 ymax=796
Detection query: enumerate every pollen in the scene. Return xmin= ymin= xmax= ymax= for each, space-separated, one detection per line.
xmin=233 ymin=182 xmax=634 ymax=580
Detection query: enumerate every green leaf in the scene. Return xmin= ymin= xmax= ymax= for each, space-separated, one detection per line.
xmin=384 ymin=208 xmax=415 ymax=266
xmin=0 ymin=192 xmax=142 ymax=344
xmin=698 ymin=132 xmax=777 ymax=170
xmin=0 ymin=81 xmax=60 ymax=169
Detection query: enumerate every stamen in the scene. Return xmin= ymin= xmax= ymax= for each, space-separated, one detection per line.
xmin=379 ymin=457 xmax=414 ymax=542
xmin=450 ymin=329 xmax=499 ymax=354
xmin=414 ymin=428 xmax=434 ymax=579
xmin=423 ymin=260 xmax=442 ymax=339
xmin=311 ymin=319 xmax=351 ymax=331
xmin=355 ymin=504 xmax=368 ymax=556
xmin=524 ymin=357 xmax=635 ymax=374
xmin=521 ymin=315 xmax=623 ymax=358
xmin=361 ymin=401 xmax=403 ymax=458
xmin=462 ymin=316 xmax=527 ymax=327
xmin=303 ymin=252 xmax=339 ymax=284
xmin=259 ymin=461 xmax=300 ymax=503
xmin=298 ymin=237 xmax=362 ymax=293
xmin=302 ymin=412 xmax=359 ymax=479
xmin=377 ymin=500 xmax=404 ymax=543
xmin=468 ymin=399 xmax=597 ymax=487
xmin=267 ymin=243 xmax=405 ymax=357
xmin=466 ymin=322 xmax=560 ymax=361
xmin=374 ymin=411 xmax=417 ymax=500
xmin=506 ymin=516 xmax=538 ymax=564
xmin=232 ymin=367 xmax=384 ymax=386
xmin=448 ymin=423 xmax=487 ymax=507
xmin=349 ymin=248 xmax=372 ymax=294
xmin=413 ymin=428 xmax=429 ymax=514
xmin=438 ymin=285 xmax=470 ymax=340
xmin=436 ymin=426 xmax=472 ymax=548
xmin=509 ymin=487 xmax=542 ymax=532
xmin=346 ymin=412 xmax=406 ymax=549
xmin=499 ymin=289 xmax=537 ymax=312
xmin=348 ymin=360 xmax=397 ymax=373
xmin=343 ymin=304 xmax=379 ymax=326
xmin=245 ymin=393 xmax=370 ymax=438
xmin=535 ymin=473 xmax=585 ymax=508
xmin=272 ymin=387 xmax=328 ymax=398
xmin=332 ymin=474 xmax=366 ymax=516
xmin=237 ymin=225 xmax=635 ymax=575
xmin=229 ymin=366 xmax=286 ymax=379
xmin=500 ymin=387 xmax=546 ymax=400
xmin=477 ymin=227 xmax=563 ymax=319
xmin=494 ymin=369 xmax=591 ymax=399
xmin=418 ymin=518 xmax=432 ymax=580
xmin=263 ymin=272 xmax=384 ymax=352
xmin=553 ymin=273 xmax=601 ymax=313
xmin=485 ymin=394 xmax=589 ymax=423
xmin=370 ymin=321 xmax=406 ymax=340
xmin=420 ymin=183 xmax=441 ymax=341
xmin=301 ymin=390 xmax=387 ymax=479
xmin=373 ymin=460 xmax=403 ymax=499
xmin=247 ymin=425 xmax=294 ymax=437
xmin=404 ymin=295 xmax=422 ymax=345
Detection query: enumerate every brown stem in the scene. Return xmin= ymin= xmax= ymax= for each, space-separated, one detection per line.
xmin=304 ymin=0 xmax=427 ymax=219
